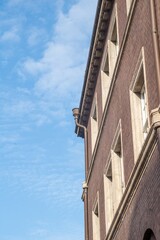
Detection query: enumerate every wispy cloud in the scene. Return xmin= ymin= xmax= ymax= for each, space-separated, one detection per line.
xmin=28 ymin=217 xmax=84 ymax=240
xmin=0 ymin=0 xmax=94 ymax=203
xmin=0 ymin=27 xmax=20 ymax=42
xmin=0 ymin=144 xmax=84 ymax=207
xmin=21 ymin=0 xmax=97 ymax=102
xmin=27 ymin=27 xmax=48 ymax=47
xmin=0 ymin=0 xmax=97 ymax=239
xmin=7 ymin=0 xmax=23 ymax=6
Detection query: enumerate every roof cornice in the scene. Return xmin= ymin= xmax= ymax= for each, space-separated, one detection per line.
xmin=77 ymin=0 xmax=113 ymax=137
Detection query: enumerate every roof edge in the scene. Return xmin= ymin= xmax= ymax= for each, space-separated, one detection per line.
xmin=77 ymin=0 xmax=113 ymax=137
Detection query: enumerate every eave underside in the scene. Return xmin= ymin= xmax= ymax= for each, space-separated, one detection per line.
xmin=77 ymin=0 xmax=113 ymax=137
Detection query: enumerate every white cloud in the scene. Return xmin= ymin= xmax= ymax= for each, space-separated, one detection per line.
xmin=29 ymin=220 xmax=84 ymax=240
xmin=0 ymin=0 xmax=96 ymax=209
xmin=1 ymin=0 xmax=98 ymax=130
xmin=30 ymin=228 xmax=49 ymax=238
xmin=0 ymin=27 xmax=20 ymax=42
xmin=0 ymin=134 xmax=20 ymax=144
xmin=3 ymin=99 xmax=35 ymax=116
xmin=27 ymin=27 xmax=48 ymax=47
xmin=17 ymin=87 xmax=31 ymax=95
xmin=1 ymin=157 xmax=83 ymax=207
xmin=0 ymin=1 xmax=96 ymax=239
xmin=33 ymin=114 xmax=51 ymax=127
xmin=23 ymin=58 xmax=47 ymax=76
xmin=21 ymin=0 xmax=97 ymax=101
xmin=7 ymin=0 xmax=23 ymax=6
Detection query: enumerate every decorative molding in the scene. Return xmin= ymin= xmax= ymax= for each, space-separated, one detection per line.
xmin=86 ymin=0 xmax=138 ymax=184
xmin=93 ymin=191 xmax=100 ymax=212
xmin=104 ymin=122 xmax=159 ymax=240
xmin=129 ymin=47 xmax=150 ymax=161
xmin=77 ymin=0 xmax=160 ymax=238
xmin=77 ymin=0 xmax=113 ymax=137
xmin=150 ymin=108 xmax=160 ymax=125
xmin=111 ymin=119 xmax=122 ymax=151
xmin=129 ymin=48 xmax=143 ymax=92
xmin=104 ymin=153 xmax=111 ymax=175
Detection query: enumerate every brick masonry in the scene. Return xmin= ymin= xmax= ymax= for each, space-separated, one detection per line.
xmin=77 ymin=0 xmax=160 ymax=239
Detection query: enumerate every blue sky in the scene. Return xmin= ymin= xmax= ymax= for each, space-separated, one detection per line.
xmin=0 ymin=0 xmax=97 ymax=239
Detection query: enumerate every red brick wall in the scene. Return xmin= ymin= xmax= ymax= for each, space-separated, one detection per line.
xmin=113 ymin=134 xmax=160 ymax=240
xmin=85 ymin=0 xmax=160 ymax=239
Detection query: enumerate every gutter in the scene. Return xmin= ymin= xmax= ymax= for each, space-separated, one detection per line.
xmin=72 ymin=108 xmax=89 ymax=240
xmin=77 ymin=0 xmax=113 ymax=134
xmin=79 ymin=0 xmax=102 ymax=113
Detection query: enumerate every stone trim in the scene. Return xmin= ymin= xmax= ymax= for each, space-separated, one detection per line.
xmin=92 ymin=191 xmax=101 ymax=240
xmin=150 ymin=108 xmax=160 ymax=125
xmin=77 ymin=0 xmax=113 ymax=137
xmin=104 ymin=122 xmax=159 ymax=240
xmin=86 ymin=0 xmax=137 ymax=183
xmin=129 ymin=47 xmax=150 ymax=161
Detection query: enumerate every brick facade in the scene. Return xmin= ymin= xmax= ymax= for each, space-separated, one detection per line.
xmin=73 ymin=0 xmax=160 ymax=239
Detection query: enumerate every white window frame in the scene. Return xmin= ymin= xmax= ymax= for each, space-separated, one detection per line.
xmin=111 ymin=120 xmax=125 ymax=212
xmin=101 ymin=51 xmax=110 ymax=110
xmin=91 ymin=95 xmax=98 ymax=153
xmin=104 ymin=121 xmax=125 ymax=233
xmin=104 ymin=158 xmax=114 ymax=232
xmin=140 ymin=84 xmax=148 ymax=138
xmin=130 ymin=48 xmax=150 ymax=161
xmin=92 ymin=193 xmax=100 ymax=240
xmin=108 ymin=5 xmax=119 ymax=77
xmin=126 ymin=0 xmax=133 ymax=15
xmin=101 ymin=4 xmax=119 ymax=111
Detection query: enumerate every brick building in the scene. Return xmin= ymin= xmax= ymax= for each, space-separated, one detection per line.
xmin=72 ymin=0 xmax=160 ymax=240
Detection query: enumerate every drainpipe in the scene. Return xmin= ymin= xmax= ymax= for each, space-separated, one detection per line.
xmin=150 ymin=0 xmax=160 ymax=106
xmin=82 ymin=181 xmax=89 ymax=240
xmin=72 ymin=108 xmax=89 ymax=179
xmin=72 ymin=108 xmax=89 ymax=240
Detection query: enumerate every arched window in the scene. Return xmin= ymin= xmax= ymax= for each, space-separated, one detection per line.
xmin=143 ymin=229 xmax=156 ymax=240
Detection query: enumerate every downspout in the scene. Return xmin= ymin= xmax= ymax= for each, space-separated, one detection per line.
xmin=150 ymin=0 xmax=160 ymax=105
xmin=82 ymin=182 xmax=89 ymax=240
xmin=72 ymin=108 xmax=89 ymax=240
xmin=72 ymin=108 xmax=88 ymax=178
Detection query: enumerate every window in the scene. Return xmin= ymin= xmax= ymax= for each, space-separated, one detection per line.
xmin=104 ymin=160 xmax=114 ymax=231
xmin=140 ymin=85 xmax=148 ymax=138
xmin=143 ymin=229 xmax=157 ymax=240
xmin=101 ymin=8 xmax=119 ymax=110
xmin=91 ymin=97 xmax=98 ymax=152
xmin=111 ymin=129 xmax=125 ymax=211
xmin=126 ymin=0 xmax=133 ymax=14
xmin=130 ymin=49 xmax=149 ymax=161
xmin=92 ymin=196 xmax=100 ymax=240
xmin=111 ymin=20 xmax=119 ymax=55
xmin=101 ymin=53 xmax=110 ymax=109
xmin=104 ymin=121 xmax=125 ymax=232
xmin=108 ymin=18 xmax=119 ymax=76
